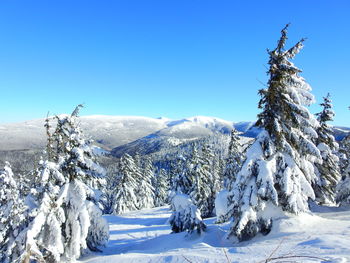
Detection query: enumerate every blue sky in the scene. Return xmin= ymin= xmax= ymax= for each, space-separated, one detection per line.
xmin=0 ymin=0 xmax=349 ymax=126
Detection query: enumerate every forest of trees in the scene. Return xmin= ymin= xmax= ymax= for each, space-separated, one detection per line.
xmin=1 ymin=25 xmax=350 ymax=262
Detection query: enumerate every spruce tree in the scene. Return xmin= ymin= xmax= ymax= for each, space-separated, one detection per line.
xmin=188 ymin=143 xmax=215 ymax=218
xmin=169 ymin=194 xmax=206 ymax=234
xmin=0 ymin=162 xmax=28 ymax=263
xmin=336 ymin=112 xmax=350 ymax=205
xmin=336 ymin=174 xmax=350 ymax=205
xmin=101 ymin=163 xmax=121 ymax=214
xmin=338 ymin=134 xmax=350 ymax=179
xmin=111 ymin=153 xmax=139 ymax=214
xmin=18 ymin=106 xmax=109 ymax=262
xmin=228 ymin=24 xmax=321 ymax=241
xmin=220 ymin=129 xmax=244 ymax=223
xmin=224 ymin=129 xmax=244 ymax=190
xmin=53 ymin=105 xmax=109 ymax=259
xmin=170 ymin=155 xmax=191 ymax=195
xmin=202 ymin=142 xmax=220 ymax=216
xmin=313 ymin=93 xmax=341 ymax=204
xmin=22 ymin=159 xmax=67 ymax=262
xmin=137 ymin=156 xmax=155 ymax=209
xmin=154 ymin=168 xmax=169 ymax=207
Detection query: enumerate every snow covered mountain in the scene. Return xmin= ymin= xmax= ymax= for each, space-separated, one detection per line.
xmin=0 ymin=115 xmax=348 ymax=156
xmin=0 ymin=115 xmax=254 ymax=152
xmin=0 ymin=116 xmax=168 ymax=151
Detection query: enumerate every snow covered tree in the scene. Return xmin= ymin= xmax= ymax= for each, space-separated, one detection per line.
xmin=111 ymin=153 xmax=139 ymax=214
xmin=170 ymin=155 xmax=191 ymax=196
xmin=45 ymin=113 xmax=55 ymax=162
xmin=16 ymin=172 xmax=32 ymax=199
xmin=214 ymin=189 xmax=229 ymax=224
xmin=313 ymin=93 xmax=341 ymax=204
xmin=224 ymin=129 xmax=244 ymax=190
xmin=53 ymin=105 xmax=109 ymax=260
xmin=169 ymin=194 xmax=206 ymax=234
xmin=336 ymin=175 xmax=350 ymax=205
xmin=20 ymin=159 xmax=67 ymax=262
xmin=203 ymin=142 xmax=220 ymax=215
xmin=16 ymin=105 xmax=109 ymax=262
xmin=338 ymin=134 xmax=350 ymax=178
xmin=0 ymin=162 xmax=28 ymax=263
xmin=188 ymin=143 xmax=216 ymax=218
xmin=100 ymin=163 xmax=120 ymax=214
xmin=137 ymin=156 xmax=155 ymax=209
xmin=228 ymin=24 xmax=321 ymax=241
xmin=154 ymin=168 xmax=169 ymax=207
xmin=337 ymin=112 xmax=350 ymax=205
xmin=219 ymin=129 xmax=245 ymax=223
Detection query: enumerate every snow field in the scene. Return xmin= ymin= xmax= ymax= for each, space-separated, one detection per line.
xmin=80 ymin=206 xmax=350 ymax=263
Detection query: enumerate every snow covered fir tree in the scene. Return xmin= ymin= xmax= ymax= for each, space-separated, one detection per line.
xmin=111 ymin=153 xmax=139 ymax=214
xmin=223 ymin=128 xmax=244 ymax=190
xmin=2 ymin=105 xmax=110 ymax=262
xmin=217 ymin=129 xmax=245 ymax=223
xmin=337 ymin=123 xmax=350 ymax=205
xmin=49 ymin=105 xmax=109 ymax=260
xmin=187 ymin=143 xmax=217 ymax=218
xmin=169 ymin=194 xmax=206 ymax=234
xmin=0 ymin=162 xmax=28 ymax=263
xmin=154 ymin=168 xmax=169 ymax=207
xmin=313 ymin=93 xmax=341 ymax=204
xmin=227 ymin=24 xmax=322 ymax=241
xmin=169 ymin=155 xmax=191 ymax=197
xmin=137 ymin=156 xmax=155 ymax=209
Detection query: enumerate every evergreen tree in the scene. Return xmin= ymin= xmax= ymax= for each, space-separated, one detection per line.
xmin=224 ymin=129 xmax=244 ymax=190
xmin=336 ymin=174 xmax=350 ymax=205
xmin=188 ymin=143 xmax=215 ymax=218
xmin=45 ymin=113 xmax=55 ymax=161
xmin=137 ymin=156 xmax=155 ymax=209
xmin=219 ymin=129 xmax=244 ymax=223
xmin=313 ymin=93 xmax=341 ymax=204
xmin=21 ymin=159 xmax=67 ymax=262
xmin=154 ymin=168 xmax=169 ymax=207
xmin=338 ymin=134 xmax=350 ymax=178
xmin=133 ymin=152 xmax=142 ymax=169
xmin=111 ymin=153 xmax=139 ymax=214
xmin=202 ymin=142 xmax=220 ymax=215
xmin=16 ymin=105 xmax=109 ymax=262
xmin=228 ymin=24 xmax=321 ymax=241
xmin=54 ymin=106 xmax=109 ymax=260
xmin=0 ymin=162 xmax=28 ymax=263
xmin=169 ymin=194 xmax=206 ymax=234
xmin=100 ymin=163 xmax=121 ymax=214
xmin=170 ymin=155 xmax=191 ymax=195
xmin=336 ymin=110 xmax=350 ymax=205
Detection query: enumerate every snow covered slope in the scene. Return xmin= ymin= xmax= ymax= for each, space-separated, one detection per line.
xmin=79 ymin=206 xmax=350 ymax=263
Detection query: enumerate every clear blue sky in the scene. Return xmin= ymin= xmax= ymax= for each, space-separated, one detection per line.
xmin=0 ymin=0 xmax=349 ymax=126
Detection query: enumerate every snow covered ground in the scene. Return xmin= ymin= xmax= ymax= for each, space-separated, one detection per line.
xmin=80 ymin=206 xmax=350 ymax=263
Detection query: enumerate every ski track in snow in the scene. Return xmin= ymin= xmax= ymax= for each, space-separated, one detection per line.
xmin=79 ymin=206 xmax=350 ymax=263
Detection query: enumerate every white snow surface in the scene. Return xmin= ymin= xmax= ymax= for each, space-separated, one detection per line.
xmin=79 ymin=205 xmax=350 ymax=263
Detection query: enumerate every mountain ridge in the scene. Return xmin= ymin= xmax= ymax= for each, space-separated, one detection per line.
xmin=0 ymin=115 xmax=348 ymax=153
